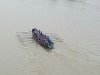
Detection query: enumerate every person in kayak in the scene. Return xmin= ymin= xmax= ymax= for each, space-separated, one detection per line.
xmin=47 ymin=37 xmax=51 ymax=46
xmin=38 ymin=30 xmax=40 ymax=33
xmin=33 ymin=28 xmax=37 ymax=38
xmin=40 ymin=31 xmax=42 ymax=36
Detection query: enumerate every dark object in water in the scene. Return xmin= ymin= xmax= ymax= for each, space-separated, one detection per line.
xmin=32 ymin=28 xmax=54 ymax=49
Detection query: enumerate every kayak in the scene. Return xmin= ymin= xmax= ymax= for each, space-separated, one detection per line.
xmin=32 ymin=28 xmax=54 ymax=49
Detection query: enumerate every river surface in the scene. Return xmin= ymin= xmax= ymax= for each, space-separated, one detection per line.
xmin=0 ymin=0 xmax=100 ymax=75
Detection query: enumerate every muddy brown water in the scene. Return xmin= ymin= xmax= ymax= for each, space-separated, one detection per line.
xmin=0 ymin=0 xmax=100 ymax=75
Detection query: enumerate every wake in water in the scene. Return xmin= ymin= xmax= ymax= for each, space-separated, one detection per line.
xmin=16 ymin=31 xmax=92 ymax=65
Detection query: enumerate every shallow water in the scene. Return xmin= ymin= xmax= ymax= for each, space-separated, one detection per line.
xmin=0 ymin=0 xmax=100 ymax=74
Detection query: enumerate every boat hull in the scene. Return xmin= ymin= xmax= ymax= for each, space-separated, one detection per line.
xmin=32 ymin=29 xmax=54 ymax=49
